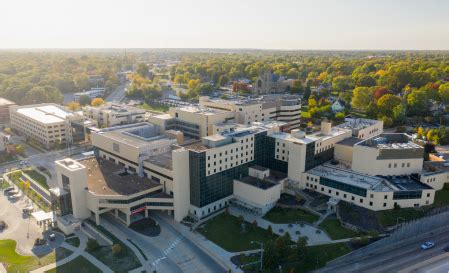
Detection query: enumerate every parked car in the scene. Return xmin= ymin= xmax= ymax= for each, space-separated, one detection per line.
xmin=3 ymin=187 xmax=14 ymax=194
xmin=420 ymin=241 xmax=435 ymax=250
xmin=444 ymin=246 xmax=449 ymax=252
xmin=49 ymin=233 xmax=56 ymax=241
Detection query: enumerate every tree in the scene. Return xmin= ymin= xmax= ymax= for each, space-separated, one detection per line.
xmin=91 ymin=98 xmax=105 ymax=107
xmin=78 ymin=95 xmax=91 ymax=106
xmin=373 ymin=87 xmax=391 ymax=101
xmin=355 ymin=75 xmax=376 ymax=87
xmin=381 ymin=116 xmax=393 ymax=128
xmin=267 ymin=225 xmax=273 ymax=235
xmin=263 ymin=240 xmax=278 ymax=270
xmin=187 ymin=79 xmax=201 ymax=89
xmin=294 ymin=236 xmax=308 ymax=260
xmin=351 ymin=87 xmax=373 ymax=111
xmin=15 ymin=145 xmax=25 ymax=154
xmin=136 ymin=63 xmax=150 ymax=78
xmin=393 ymin=104 xmax=406 ymax=124
xmin=406 ymin=89 xmax=428 ymax=116
xmin=439 ymin=83 xmax=449 ymax=104
xmin=308 ymin=98 xmax=317 ymax=109
xmin=332 ymin=76 xmax=352 ymax=93
xmin=274 ymin=236 xmax=289 ymax=259
xmin=335 ymin=112 xmax=345 ymax=120
xmin=377 ymin=94 xmax=401 ymax=117
xmin=290 ymin=80 xmax=303 ymax=94
xmin=252 ymin=220 xmax=258 ymax=229
xmin=237 ymin=215 xmax=244 ymax=225
xmin=66 ymin=101 xmax=81 ymax=111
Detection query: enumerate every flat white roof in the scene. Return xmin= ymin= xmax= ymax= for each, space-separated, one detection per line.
xmin=16 ymin=104 xmax=75 ymax=124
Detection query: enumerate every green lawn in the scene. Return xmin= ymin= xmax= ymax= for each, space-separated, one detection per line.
xmin=45 ymin=256 xmax=101 ymax=273
xmin=23 ymin=169 xmax=49 ymax=189
xmin=375 ymin=208 xmax=426 ymax=228
xmin=286 ymin=243 xmax=351 ymax=273
xmin=85 ymin=220 xmax=141 ymax=273
xmin=197 ymin=214 xmax=277 ymax=252
xmin=65 ymin=237 xmax=80 ymax=248
xmin=319 ymin=219 xmax=362 ymax=240
xmin=0 ymin=240 xmax=72 ymax=273
xmin=139 ymin=103 xmax=169 ymax=113
xmin=263 ymin=207 xmax=320 ymax=224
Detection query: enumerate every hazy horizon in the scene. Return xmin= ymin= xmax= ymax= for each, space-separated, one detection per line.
xmin=2 ymin=0 xmax=449 ymax=50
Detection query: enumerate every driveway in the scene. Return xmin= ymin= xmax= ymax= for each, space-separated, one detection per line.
xmin=101 ymin=213 xmax=226 ymax=273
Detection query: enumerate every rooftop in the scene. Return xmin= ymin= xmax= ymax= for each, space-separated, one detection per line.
xmin=95 ymin=122 xmax=174 ymax=148
xmin=80 ymin=157 xmax=161 ymax=196
xmin=336 ymin=137 xmax=362 ymax=147
xmin=145 ymin=152 xmax=173 ymax=171
xmin=337 ymin=118 xmax=381 ymax=131
xmin=88 ymin=103 xmax=145 ymax=114
xmin=307 ymin=164 xmax=395 ymax=192
xmin=238 ymin=176 xmax=278 ymax=190
xmin=0 ymin=97 xmax=15 ymax=106
xmin=176 ymin=105 xmax=229 ymax=116
xmin=358 ymin=133 xmax=422 ymax=150
xmin=15 ymin=104 xmax=78 ymax=124
xmin=380 ymin=175 xmax=432 ymax=190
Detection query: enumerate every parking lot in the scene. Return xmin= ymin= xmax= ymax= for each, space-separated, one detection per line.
xmin=0 ymin=184 xmax=45 ymax=255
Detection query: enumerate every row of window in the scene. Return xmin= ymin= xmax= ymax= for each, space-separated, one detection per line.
xmin=388 ymin=162 xmax=411 ymax=168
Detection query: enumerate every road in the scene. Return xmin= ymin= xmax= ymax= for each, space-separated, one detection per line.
xmin=106 ymin=82 xmax=129 ymax=103
xmin=320 ymin=228 xmax=449 ymax=272
xmin=102 ymin=213 xmax=226 ymax=273
xmin=0 ymin=145 xmax=92 ymax=188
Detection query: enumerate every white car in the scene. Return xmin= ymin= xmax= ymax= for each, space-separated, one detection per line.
xmin=420 ymin=241 xmax=435 ymax=250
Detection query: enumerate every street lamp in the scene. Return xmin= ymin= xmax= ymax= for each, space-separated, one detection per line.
xmin=251 ymin=240 xmax=264 ymax=272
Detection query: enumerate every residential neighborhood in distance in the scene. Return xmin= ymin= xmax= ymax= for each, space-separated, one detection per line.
xmin=0 ymin=1 xmax=449 ymax=273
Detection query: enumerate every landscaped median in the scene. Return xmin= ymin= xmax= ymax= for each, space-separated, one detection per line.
xmin=5 ymin=170 xmax=51 ymax=212
xmin=84 ymin=220 xmax=141 ymax=272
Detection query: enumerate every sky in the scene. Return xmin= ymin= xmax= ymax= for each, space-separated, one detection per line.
xmin=1 ymin=0 xmax=449 ymax=50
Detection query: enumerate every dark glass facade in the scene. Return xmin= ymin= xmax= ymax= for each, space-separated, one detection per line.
xmin=253 ymin=132 xmax=288 ymax=173
xmin=393 ymin=190 xmax=422 ymax=200
xmin=189 ymin=150 xmax=253 ymax=207
xmin=319 ymin=177 xmax=367 ymax=197
xmin=305 ymin=142 xmax=334 ymax=171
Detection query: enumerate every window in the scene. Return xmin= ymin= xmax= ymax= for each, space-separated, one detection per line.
xmin=427 ymin=193 xmax=430 ymax=197
xmin=388 ymin=163 xmax=391 ymax=168
xmin=394 ymin=163 xmax=397 ymax=168
xmin=328 ymin=190 xmax=332 ymax=194
xmin=351 ymin=196 xmax=355 ymax=201
xmin=360 ymin=199 xmax=363 ymax=203
xmin=383 ymin=203 xmax=387 ymax=207
xmin=384 ymin=195 xmax=388 ymax=199
xmin=369 ymin=201 xmax=373 ymax=206
xmin=407 ymin=163 xmax=410 ymax=167
xmin=370 ymin=194 xmax=374 ymax=198
xmin=344 ymin=194 xmax=347 ymax=198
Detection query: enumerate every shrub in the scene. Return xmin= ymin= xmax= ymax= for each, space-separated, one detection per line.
xmin=86 ymin=238 xmax=100 ymax=252
xmin=252 ymin=220 xmax=258 ymax=229
xmin=111 ymin=243 xmax=122 ymax=256
xmin=394 ymin=203 xmax=401 ymax=210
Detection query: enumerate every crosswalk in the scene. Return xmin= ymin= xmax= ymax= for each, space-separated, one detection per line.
xmin=149 ymin=236 xmax=184 ymax=268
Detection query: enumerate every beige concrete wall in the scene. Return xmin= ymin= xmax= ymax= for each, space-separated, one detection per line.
xmin=420 ymin=172 xmax=449 ymax=190
xmin=91 ymin=132 xmax=140 ymax=163
xmin=233 ymin=180 xmax=281 ymax=213
xmin=334 ymin=144 xmax=353 ymax=165
xmin=352 ymin=145 xmax=423 ymax=176
xmin=172 ymin=148 xmax=191 ymax=222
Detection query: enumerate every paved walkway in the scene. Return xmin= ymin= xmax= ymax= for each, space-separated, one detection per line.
xmin=229 ymin=207 xmax=331 ymax=245
xmin=30 ymin=232 xmax=113 ymax=273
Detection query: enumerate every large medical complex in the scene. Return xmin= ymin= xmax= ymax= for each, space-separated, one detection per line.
xmin=14 ymin=95 xmax=445 ymax=232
